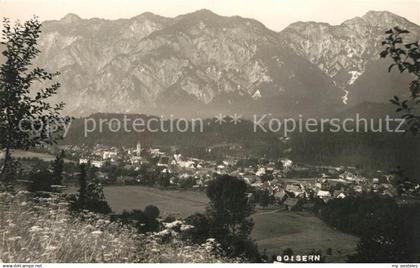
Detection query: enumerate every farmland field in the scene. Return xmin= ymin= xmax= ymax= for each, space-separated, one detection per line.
xmin=252 ymin=210 xmax=358 ymax=261
xmin=0 ymin=150 xmax=74 ymax=162
xmin=104 ymin=186 xmax=208 ymax=218
xmin=104 ymin=185 xmax=358 ymax=261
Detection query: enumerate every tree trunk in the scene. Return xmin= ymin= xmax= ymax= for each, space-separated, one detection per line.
xmin=0 ymin=147 xmax=11 ymax=180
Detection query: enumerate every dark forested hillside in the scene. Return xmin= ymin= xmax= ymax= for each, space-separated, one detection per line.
xmin=63 ymin=113 xmax=420 ymax=178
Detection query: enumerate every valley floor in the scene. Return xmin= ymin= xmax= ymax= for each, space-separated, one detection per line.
xmin=103 ymin=185 xmax=358 ymax=262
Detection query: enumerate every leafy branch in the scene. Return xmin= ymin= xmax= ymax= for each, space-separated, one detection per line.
xmin=381 ymin=27 xmax=420 ymax=136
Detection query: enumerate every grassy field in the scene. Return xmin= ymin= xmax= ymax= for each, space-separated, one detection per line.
xmin=0 ymin=191 xmax=230 ymax=263
xmin=1 ymin=150 xmax=74 ymax=162
xmin=103 ymin=185 xmax=358 ymax=261
xmin=103 ymin=186 xmax=208 ymax=218
xmin=252 ymin=210 xmax=358 ymax=261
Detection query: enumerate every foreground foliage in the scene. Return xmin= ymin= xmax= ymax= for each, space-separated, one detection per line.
xmin=0 ymin=17 xmax=69 ymax=180
xmin=319 ymin=193 xmax=420 ymax=262
xmin=0 ymin=190 xmax=236 ymax=263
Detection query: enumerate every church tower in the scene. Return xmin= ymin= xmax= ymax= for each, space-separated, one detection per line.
xmin=136 ymin=142 xmax=141 ymax=156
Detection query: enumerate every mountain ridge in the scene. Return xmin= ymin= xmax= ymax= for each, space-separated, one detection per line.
xmin=279 ymin=10 xmax=420 ymax=102
xmin=32 ymin=9 xmax=420 ymax=117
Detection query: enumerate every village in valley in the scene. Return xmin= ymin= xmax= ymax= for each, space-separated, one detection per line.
xmin=2 ymin=0 xmax=420 ymax=263
xmin=33 ymin=141 xmax=420 ymax=212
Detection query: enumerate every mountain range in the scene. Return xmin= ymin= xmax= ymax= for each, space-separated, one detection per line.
xmin=33 ymin=9 xmax=420 ymax=117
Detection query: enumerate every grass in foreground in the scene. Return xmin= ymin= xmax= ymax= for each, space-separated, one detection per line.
xmin=0 ymin=190 xmax=234 ymax=263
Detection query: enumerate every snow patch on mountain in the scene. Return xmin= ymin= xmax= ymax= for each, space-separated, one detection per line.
xmin=348 ymin=70 xmax=362 ymax=85
xmin=252 ymin=89 xmax=262 ymax=100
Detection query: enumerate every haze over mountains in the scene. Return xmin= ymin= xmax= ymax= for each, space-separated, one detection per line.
xmin=35 ymin=9 xmax=420 ymax=118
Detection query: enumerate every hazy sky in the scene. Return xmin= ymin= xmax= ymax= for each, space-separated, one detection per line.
xmin=0 ymin=0 xmax=419 ymax=31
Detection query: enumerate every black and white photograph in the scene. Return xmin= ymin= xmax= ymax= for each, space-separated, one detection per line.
xmin=0 ymin=0 xmax=419 ymax=265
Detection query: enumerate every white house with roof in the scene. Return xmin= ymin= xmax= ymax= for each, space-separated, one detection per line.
xmin=317 ymin=190 xmax=332 ymax=199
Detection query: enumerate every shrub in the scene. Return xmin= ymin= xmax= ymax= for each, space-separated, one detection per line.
xmin=68 ymin=164 xmax=112 ymax=214
xmin=184 ymin=213 xmax=211 ymax=244
xmin=27 ymin=169 xmax=57 ymax=193
xmin=112 ymin=205 xmax=160 ymax=233
xmin=68 ymin=183 xmax=112 ymax=214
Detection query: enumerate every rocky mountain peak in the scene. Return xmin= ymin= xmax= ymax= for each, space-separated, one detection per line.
xmin=32 ymin=10 xmax=420 ymax=116
xmin=129 ymin=12 xmax=170 ymax=23
xmin=59 ymin=13 xmax=82 ymax=24
xmin=172 ymin=8 xmax=231 ymax=28
xmin=280 ymin=10 xmax=420 ymax=98
xmin=181 ymin=9 xmax=219 ymax=18
xmin=362 ymin=10 xmax=411 ymax=25
xmin=342 ymin=10 xmax=412 ymax=29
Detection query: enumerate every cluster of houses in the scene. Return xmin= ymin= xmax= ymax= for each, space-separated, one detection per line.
xmin=66 ymin=142 xmax=146 ymax=168
xmin=59 ymin=143 xmax=420 ymax=208
xmin=246 ymin=170 xmax=420 ymax=211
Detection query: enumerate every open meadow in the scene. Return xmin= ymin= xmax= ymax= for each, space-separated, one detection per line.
xmin=103 ymin=186 xmax=208 ymax=218
xmin=103 ymin=186 xmax=358 ymax=261
xmin=0 ymin=150 xmax=74 ymax=163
